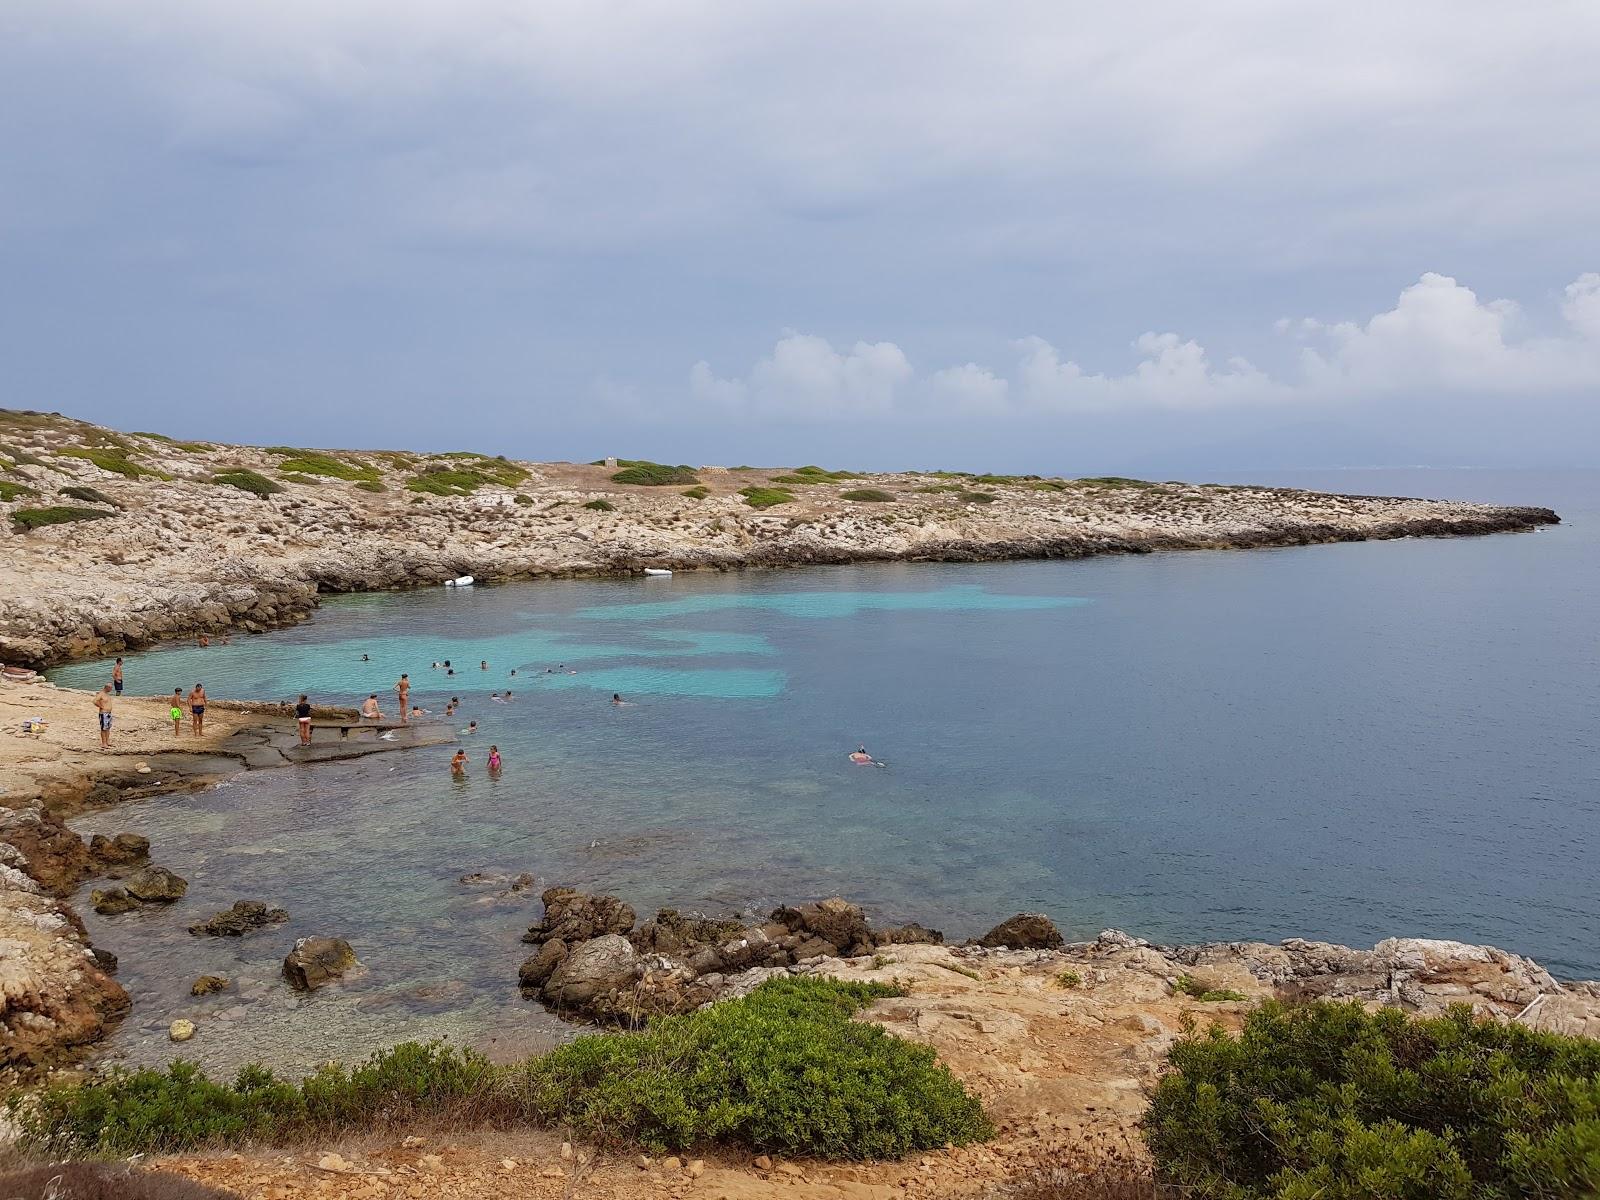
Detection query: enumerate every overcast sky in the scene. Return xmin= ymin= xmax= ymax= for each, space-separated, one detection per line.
xmin=2 ymin=2 xmax=1597 ymax=472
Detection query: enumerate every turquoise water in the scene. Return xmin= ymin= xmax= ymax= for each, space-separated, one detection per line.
xmin=55 ymin=470 xmax=1600 ymax=1071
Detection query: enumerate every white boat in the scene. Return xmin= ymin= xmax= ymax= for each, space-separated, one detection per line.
xmin=643 ymin=567 xmax=673 ymax=577
xmin=445 ymin=575 xmax=475 ymax=587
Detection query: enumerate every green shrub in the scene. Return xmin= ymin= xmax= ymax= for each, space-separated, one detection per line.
xmin=840 ymin=488 xmax=895 ymax=503
xmin=583 ymin=499 xmax=616 ymax=511
xmin=354 ymin=480 xmax=386 ymax=493
xmin=681 ymin=486 xmax=711 ymax=499
xmin=1054 ymin=970 xmax=1082 ymax=990
xmin=739 ymin=486 xmax=794 ymax=509
xmin=406 ymin=459 xmax=529 ymax=496
xmin=11 ymin=506 xmax=115 ymax=531
xmin=279 ymin=473 xmax=321 ymax=486
xmin=12 ymin=1042 xmax=494 ymax=1157
xmin=1078 ymin=476 xmax=1157 ymax=489
xmin=55 ymin=447 xmax=169 ymax=479
xmin=265 ymin=449 xmax=380 ymax=483
xmin=0 ymin=479 xmax=36 ymax=501
xmin=211 ymin=469 xmax=283 ymax=498
xmin=15 ymin=980 xmax=991 ymax=1164
xmin=957 ymin=491 xmax=998 ymax=504
xmin=1171 ymin=975 xmax=1248 ymax=1003
xmin=513 ymin=977 xmax=990 ymax=1158
xmin=1145 ymin=999 xmax=1600 ymax=1199
xmin=612 ymin=462 xmax=700 ymax=486
xmin=58 ymin=485 xmax=114 ymax=506
xmin=514 ymin=493 xmax=534 ymax=506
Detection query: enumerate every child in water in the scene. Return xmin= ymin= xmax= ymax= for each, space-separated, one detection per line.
xmin=463 ymin=720 xmax=478 ymax=735
xmin=450 ymin=750 xmax=468 ymax=775
xmin=487 ymin=746 xmax=502 ymax=772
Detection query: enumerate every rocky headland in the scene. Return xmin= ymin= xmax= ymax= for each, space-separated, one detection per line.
xmin=0 ymin=408 xmax=1559 ymax=668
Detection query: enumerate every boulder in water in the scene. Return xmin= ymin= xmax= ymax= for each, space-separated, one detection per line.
xmin=771 ymin=897 xmax=875 ymax=956
xmin=89 ymin=832 xmax=150 ymax=868
xmin=90 ymin=886 xmax=138 ymax=916
xmin=124 ymin=865 xmax=187 ymax=903
xmin=191 ymin=974 xmax=230 ymax=996
xmin=875 ymin=922 xmax=945 ymax=946
xmin=168 ymin=1018 xmax=197 ymax=1042
xmin=188 ymin=900 xmax=289 ymax=937
xmin=523 ymin=887 xmax=636 ymax=945
xmin=977 ymin=912 xmax=1064 ymax=950
xmin=518 ymin=938 xmax=568 ymax=990
xmin=283 ymin=936 xmax=358 ymax=991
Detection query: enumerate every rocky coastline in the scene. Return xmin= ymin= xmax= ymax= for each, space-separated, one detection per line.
xmin=0 ymin=410 xmax=1559 ymax=668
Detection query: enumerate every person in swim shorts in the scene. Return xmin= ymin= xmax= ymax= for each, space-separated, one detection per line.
xmin=295 ymin=694 xmax=313 ymax=746
xmin=94 ymin=685 xmax=115 ymax=750
xmin=112 ymin=657 xmax=123 ymax=696
xmin=170 ymin=688 xmax=184 ymax=737
xmin=188 ymin=683 xmax=207 ymax=736
xmin=451 ymin=749 xmax=468 ymax=775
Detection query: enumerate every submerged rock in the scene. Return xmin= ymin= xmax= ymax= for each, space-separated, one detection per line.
xmin=283 ymin=936 xmax=358 ymax=991
xmin=123 ymin=864 xmax=187 ymax=903
xmin=189 ymin=899 xmax=289 ymax=937
xmin=169 ymin=1018 xmax=196 ymax=1042
xmin=90 ymin=886 xmax=138 ymax=916
xmin=523 ymin=887 xmax=636 ymax=945
xmin=977 ymin=912 xmax=1064 ymax=950
xmin=191 ymin=974 xmax=230 ymax=996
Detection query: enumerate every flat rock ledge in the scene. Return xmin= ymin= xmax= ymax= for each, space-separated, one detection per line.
xmin=517 ymin=888 xmax=1600 ymax=1040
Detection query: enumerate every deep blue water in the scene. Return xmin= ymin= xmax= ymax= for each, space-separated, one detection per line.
xmin=54 ymin=469 xmax=1600 ymax=1069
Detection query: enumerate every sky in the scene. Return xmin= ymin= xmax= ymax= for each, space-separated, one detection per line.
xmin=2 ymin=1 xmax=1598 ymax=473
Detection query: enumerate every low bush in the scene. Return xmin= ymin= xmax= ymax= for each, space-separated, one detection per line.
xmin=265 ymin=449 xmax=380 ymax=483
xmin=354 ymin=480 xmax=386 ymax=493
xmin=11 ymin=506 xmax=115 ymax=531
xmin=1145 ymin=999 xmax=1600 ymax=1199
xmin=612 ymin=462 xmax=700 ymax=486
xmin=13 ymin=979 xmax=991 ymax=1163
xmin=514 ymin=493 xmax=534 ymax=506
xmin=211 ymin=470 xmax=283 ymax=498
xmin=739 ymin=486 xmax=794 ymax=509
xmin=13 ymin=1043 xmax=495 ymax=1157
xmin=513 ymin=977 xmax=990 ymax=1158
xmin=1171 ymin=975 xmax=1247 ymax=1002
xmin=1078 ymin=476 xmax=1157 ymax=489
xmin=54 ymin=447 xmax=169 ymax=480
xmin=0 ymin=479 xmax=36 ymax=501
xmin=957 ymin=491 xmax=998 ymax=504
xmin=583 ymin=499 xmax=616 ymax=511
xmin=406 ymin=459 xmax=529 ymax=496
xmin=279 ymin=473 xmax=320 ymax=486
xmin=840 ymin=488 xmax=895 ymax=502
xmin=681 ymin=485 xmax=710 ymax=499
xmin=59 ymin=484 xmax=115 ymax=506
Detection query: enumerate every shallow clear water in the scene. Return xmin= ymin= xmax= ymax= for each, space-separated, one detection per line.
xmin=56 ymin=469 xmax=1600 ymax=1072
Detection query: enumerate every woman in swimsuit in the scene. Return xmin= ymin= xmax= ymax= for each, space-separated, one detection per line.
xmin=188 ymin=684 xmax=207 ymax=736
xmin=295 ymin=694 xmax=313 ymax=746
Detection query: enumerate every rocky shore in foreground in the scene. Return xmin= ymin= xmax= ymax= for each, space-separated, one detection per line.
xmin=0 ymin=409 xmax=1559 ymax=667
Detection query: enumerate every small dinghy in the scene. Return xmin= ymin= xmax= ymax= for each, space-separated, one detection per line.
xmin=643 ymin=568 xmax=673 ymax=578
xmin=445 ymin=575 xmax=475 ymax=588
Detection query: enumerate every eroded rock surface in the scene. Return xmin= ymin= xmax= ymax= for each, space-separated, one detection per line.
xmin=283 ymin=936 xmax=359 ymax=991
xmin=188 ymin=900 xmax=289 ymax=937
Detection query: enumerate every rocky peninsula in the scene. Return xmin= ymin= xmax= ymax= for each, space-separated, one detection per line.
xmin=0 ymin=408 xmax=1559 ymax=668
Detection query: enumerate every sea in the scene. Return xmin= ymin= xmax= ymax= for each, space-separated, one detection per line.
xmin=50 ymin=469 xmax=1600 ymax=1073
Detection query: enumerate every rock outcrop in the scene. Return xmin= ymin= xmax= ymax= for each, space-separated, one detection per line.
xmin=976 ymin=912 xmax=1064 ymax=950
xmin=123 ymin=865 xmax=188 ymax=903
xmin=0 ymin=412 xmax=1560 ymax=669
xmin=0 ymin=863 xmax=130 ymax=1072
xmin=188 ymin=900 xmax=289 ymax=937
xmin=283 ymin=937 xmax=358 ymax=991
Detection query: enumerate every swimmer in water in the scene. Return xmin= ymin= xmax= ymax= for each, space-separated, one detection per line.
xmin=487 ymin=745 xmax=502 ymax=772
xmin=612 ymin=693 xmax=625 ymax=705
xmin=480 ymin=660 xmax=489 ymax=670
xmin=451 ymin=749 xmax=468 ymax=775
xmin=361 ymin=654 xmax=369 ymax=662
xmin=849 ymin=745 xmax=885 ymax=766
xmin=464 ymin=720 xmax=478 ymax=734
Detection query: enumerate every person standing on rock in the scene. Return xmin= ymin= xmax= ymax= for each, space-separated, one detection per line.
xmin=112 ymin=657 xmax=123 ymax=696
xmin=188 ymin=683 xmax=207 ymax=736
xmin=170 ymin=688 xmax=184 ymax=737
xmin=295 ymin=694 xmax=313 ymax=747
xmin=396 ymin=674 xmax=410 ymax=722
xmin=94 ymin=684 xmax=115 ymax=750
